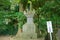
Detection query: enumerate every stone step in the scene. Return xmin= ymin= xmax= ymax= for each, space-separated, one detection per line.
xmin=19 ymin=33 xmax=37 ymax=39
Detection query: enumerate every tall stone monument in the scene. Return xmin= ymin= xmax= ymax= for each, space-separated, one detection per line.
xmin=22 ymin=1 xmax=37 ymax=39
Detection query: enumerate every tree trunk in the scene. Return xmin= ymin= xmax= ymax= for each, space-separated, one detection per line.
xmin=19 ymin=3 xmax=23 ymax=12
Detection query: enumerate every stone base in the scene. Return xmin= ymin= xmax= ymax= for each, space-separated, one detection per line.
xmin=20 ymin=33 xmax=37 ymax=39
xmin=22 ymin=23 xmax=36 ymax=33
xmin=22 ymin=23 xmax=37 ymax=39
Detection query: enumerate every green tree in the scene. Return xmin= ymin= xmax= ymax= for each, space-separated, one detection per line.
xmin=0 ymin=11 xmax=18 ymax=35
xmin=19 ymin=0 xmax=28 ymax=12
xmin=34 ymin=0 xmax=60 ymax=39
xmin=0 ymin=0 xmax=11 ymax=11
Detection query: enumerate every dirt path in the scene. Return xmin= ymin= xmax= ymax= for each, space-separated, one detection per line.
xmin=0 ymin=36 xmax=10 ymax=40
xmin=0 ymin=36 xmax=44 ymax=40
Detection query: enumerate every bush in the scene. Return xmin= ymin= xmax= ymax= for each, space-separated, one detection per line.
xmin=0 ymin=11 xmax=18 ymax=36
xmin=34 ymin=7 xmax=59 ymax=39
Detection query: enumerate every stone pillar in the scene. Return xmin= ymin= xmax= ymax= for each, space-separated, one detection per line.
xmin=23 ymin=10 xmax=35 ymax=33
xmin=21 ymin=10 xmax=37 ymax=39
xmin=21 ymin=1 xmax=37 ymax=39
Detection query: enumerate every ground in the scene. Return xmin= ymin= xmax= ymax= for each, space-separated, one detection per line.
xmin=0 ymin=36 xmax=44 ymax=40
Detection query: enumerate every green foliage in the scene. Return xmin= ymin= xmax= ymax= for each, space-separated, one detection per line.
xmin=0 ymin=11 xmax=18 ymax=35
xmin=17 ymin=12 xmax=26 ymax=29
xmin=11 ymin=0 xmax=20 ymax=4
xmin=32 ymin=0 xmax=46 ymax=9
xmin=0 ymin=0 xmax=11 ymax=11
xmin=40 ymin=1 xmax=60 ymax=16
xmin=0 ymin=11 xmax=26 ymax=35
xmin=20 ymin=0 xmax=28 ymax=10
xmin=34 ymin=0 xmax=60 ymax=39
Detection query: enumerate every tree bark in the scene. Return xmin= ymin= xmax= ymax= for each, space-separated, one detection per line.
xmin=19 ymin=3 xmax=23 ymax=12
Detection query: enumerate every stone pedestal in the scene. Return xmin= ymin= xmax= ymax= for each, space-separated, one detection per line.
xmin=22 ymin=10 xmax=37 ymax=39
